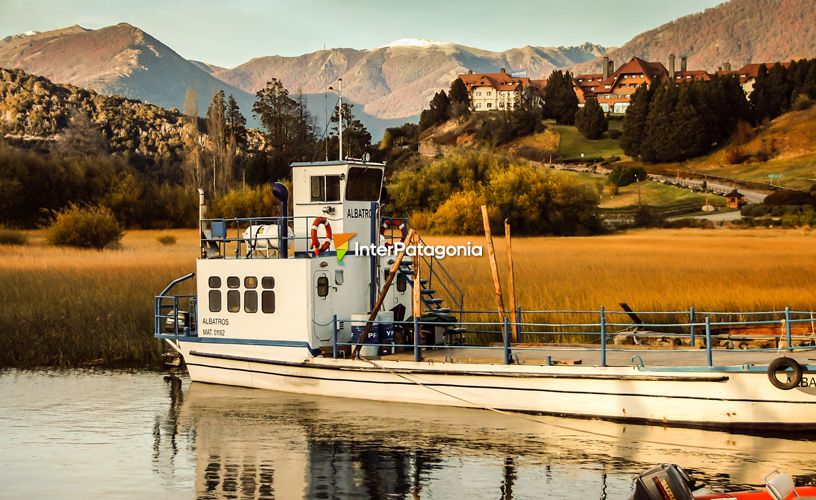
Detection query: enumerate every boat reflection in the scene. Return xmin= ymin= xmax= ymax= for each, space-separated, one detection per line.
xmin=153 ymin=376 xmax=816 ymax=499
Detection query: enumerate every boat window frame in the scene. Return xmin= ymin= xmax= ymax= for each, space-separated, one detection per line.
xmin=262 ymin=291 xmax=275 ymax=313
xmin=345 ymin=167 xmax=383 ymax=201
xmin=208 ymin=290 xmax=221 ymax=312
xmin=316 ymin=275 xmax=330 ymax=297
xmin=227 ymin=290 xmax=240 ymax=312
xmin=227 ymin=276 xmax=240 ymax=289
xmin=244 ymin=290 xmax=258 ymax=313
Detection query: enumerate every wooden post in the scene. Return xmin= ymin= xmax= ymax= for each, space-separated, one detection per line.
xmin=481 ymin=205 xmax=506 ymax=325
xmin=412 ymin=232 xmax=422 ymax=361
xmin=504 ymin=220 xmax=518 ymax=342
xmin=354 ymin=229 xmax=416 ymax=358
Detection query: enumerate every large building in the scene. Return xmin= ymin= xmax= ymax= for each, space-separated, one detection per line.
xmin=457 ymin=69 xmax=544 ymax=112
xmin=573 ymin=56 xmax=781 ymax=114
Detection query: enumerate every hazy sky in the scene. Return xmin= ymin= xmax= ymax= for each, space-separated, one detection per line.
xmin=1 ymin=0 xmax=725 ymax=68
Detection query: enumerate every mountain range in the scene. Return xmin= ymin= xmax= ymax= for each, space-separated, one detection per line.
xmin=1 ymin=0 xmax=815 ymax=138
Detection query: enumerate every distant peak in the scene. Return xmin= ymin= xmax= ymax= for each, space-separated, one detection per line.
xmin=383 ymin=38 xmax=451 ymax=48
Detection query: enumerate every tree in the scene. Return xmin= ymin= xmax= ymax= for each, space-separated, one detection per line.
xmin=621 ymin=84 xmax=651 ymax=157
xmin=181 ymin=87 xmax=205 ymax=190
xmin=543 ymin=70 xmax=578 ymax=125
xmin=448 ymin=78 xmax=471 ymax=118
xmin=327 ymin=102 xmax=371 ymax=159
xmin=206 ymin=90 xmax=232 ymax=197
xmin=419 ymin=90 xmax=450 ymax=130
xmin=574 ymin=97 xmax=608 ymax=139
xmin=53 ymin=110 xmax=108 ymax=157
xmin=252 ymin=79 xmax=316 ymax=164
xmin=225 ymin=95 xmax=247 ymax=148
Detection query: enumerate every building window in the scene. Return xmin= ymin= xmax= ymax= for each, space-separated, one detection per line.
xmin=475 ymin=91 xmax=481 ymax=96
xmin=475 ymin=103 xmax=481 ymax=108
xmin=208 ymin=290 xmax=221 ymax=312
xmin=486 ymin=91 xmax=492 ymax=96
xmin=262 ymin=291 xmax=275 ymax=313
xmin=487 ymin=102 xmax=492 ymax=108
xmin=317 ymin=276 xmax=329 ymax=297
xmin=227 ymin=290 xmax=240 ymax=312
xmin=227 ymin=276 xmax=240 ymax=288
xmin=244 ymin=290 xmax=258 ymax=313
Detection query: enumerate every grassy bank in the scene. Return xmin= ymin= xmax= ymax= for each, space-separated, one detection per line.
xmin=3 ymin=228 xmax=816 ymax=367
xmin=0 ymin=230 xmax=196 ymax=368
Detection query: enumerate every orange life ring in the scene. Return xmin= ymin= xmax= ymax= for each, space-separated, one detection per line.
xmin=310 ymin=217 xmax=332 ymax=255
xmin=380 ymin=218 xmax=408 ymax=247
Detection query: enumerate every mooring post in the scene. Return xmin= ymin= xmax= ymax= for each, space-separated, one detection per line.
xmin=705 ymin=317 xmax=713 ymax=367
xmin=332 ymin=314 xmax=338 ymax=359
xmin=785 ymin=306 xmax=793 ymax=352
xmin=414 ymin=315 xmax=421 ymax=362
xmin=503 ymin=317 xmax=511 ymax=365
xmin=689 ymin=306 xmax=696 ymax=347
xmin=600 ymin=306 xmax=607 ymax=367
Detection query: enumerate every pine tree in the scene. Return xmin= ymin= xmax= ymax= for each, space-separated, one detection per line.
xmin=670 ymin=86 xmax=708 ymax=160
xmin=543 ymin=70 xmax=579 ymax=125
xmin=621 ymin=84 xmax=651 ymax=157
xmin=225 ymin=95 xmax=247 ymax=148
xmin=750 ymin=65 xmax=771 ymax=121
xmin=448 ymin=78 xmax=471 ymax=117
xmin=574 ymin=97 xmax=607 ymax=139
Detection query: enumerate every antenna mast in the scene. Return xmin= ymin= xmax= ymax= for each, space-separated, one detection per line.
xmin=338 ymin=78 xmax=343 ymax=161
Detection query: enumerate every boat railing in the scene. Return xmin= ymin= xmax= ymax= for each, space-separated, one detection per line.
xmin=329 ymin=307 xmax=816 ymax=367
xmin=154 ymin=273 xmax=197 ymax=341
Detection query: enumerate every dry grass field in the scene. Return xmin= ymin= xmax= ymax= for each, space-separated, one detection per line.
xmin=2 ymin=227 xmax=816 ymax=367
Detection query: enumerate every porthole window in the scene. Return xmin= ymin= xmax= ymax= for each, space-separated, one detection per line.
xmin=227 ymin=276 xmax=240 ymax=288
xmin=317 ymin=276 xmax=329 ymax=297
xmin=244 ymin=290 xmax=258 ymax=313
xmin=227 ymin=290 xmax=240 ymax=312
xmin=208 ymin=290 xmax=221 ymax=312
xmin=208 ymin=276 xmax=221 ymax=288
xmin=262 ymin=277 xmax=275 ymax=289
xmin=262 ymin=291 xmax=275 ymax=313
xmin=244 ymin=276 xmax=258 ymax=289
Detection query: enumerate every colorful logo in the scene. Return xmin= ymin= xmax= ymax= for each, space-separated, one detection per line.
xmin=333 ymin=232 xmax=355 ymax=264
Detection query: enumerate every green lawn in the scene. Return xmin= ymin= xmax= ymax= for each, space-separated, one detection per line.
xmin=601 ymin=180 xmax=725 ymax=209
xmin=553 ymin=125 xmax=625 ymax=160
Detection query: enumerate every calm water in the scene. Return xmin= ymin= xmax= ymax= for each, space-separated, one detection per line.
xmin=2 ymin=369 xmax=816 ymax=499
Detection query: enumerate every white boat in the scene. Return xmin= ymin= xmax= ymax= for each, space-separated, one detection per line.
xmin=156 ymin=159 xmax=816 ymax=431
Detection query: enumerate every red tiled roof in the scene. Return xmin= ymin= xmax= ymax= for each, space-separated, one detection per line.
xmin=736 ymin=62 xmax=792 ymax=79
xmin=458 ymin=71 xmax=541 ymax=92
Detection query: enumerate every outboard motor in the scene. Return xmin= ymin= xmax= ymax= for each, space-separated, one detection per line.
xmin=632 ymin=464 xmax=697 ymax=500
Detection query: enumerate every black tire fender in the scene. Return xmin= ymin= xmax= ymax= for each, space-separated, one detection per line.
xmin=767 ymin=357 xmax=803 ymax=390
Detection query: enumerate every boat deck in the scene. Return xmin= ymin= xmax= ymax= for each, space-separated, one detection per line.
xmin=379 ymin=345 xmax=816 ymax=368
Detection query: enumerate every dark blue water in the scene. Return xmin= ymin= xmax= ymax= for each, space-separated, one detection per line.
xmin=2 ymin=369 xmax=815 ymax=499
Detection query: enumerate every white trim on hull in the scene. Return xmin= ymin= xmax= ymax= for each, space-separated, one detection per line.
xmin=175 ymin=342 xmax=816 ymax=431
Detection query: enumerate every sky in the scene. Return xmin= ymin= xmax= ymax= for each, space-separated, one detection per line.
xmin=1 ymin=0 xmax=726 ymax=68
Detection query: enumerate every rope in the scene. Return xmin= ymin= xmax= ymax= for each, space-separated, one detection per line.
xmin=356 ymin=357 xmax=816 ymax=456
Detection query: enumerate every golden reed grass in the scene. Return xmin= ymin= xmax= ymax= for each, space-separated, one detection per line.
xmin=2 ymin=228 xmax=816 ymax=366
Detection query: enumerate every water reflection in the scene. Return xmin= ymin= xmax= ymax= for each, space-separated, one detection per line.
xmin=149 ymin=376 xmax=816 ymax=499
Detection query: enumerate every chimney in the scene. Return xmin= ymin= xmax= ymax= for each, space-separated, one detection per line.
xmin=669 ymin=53 xmax=676 ymax=80
xmin=608 ymin=59 xmax=614 ymax=77
xmin=722 ymin=62 xmax=731 ymax=71
xmin=602 ymin=56 xmax=610 ymax=79
xmin=500 ymin=67 xmax=506 ymax=73
xmin=681 ymin=56 xmax=688 ymax=72
xmin=468 ymin=69 xmax=473 ymax=74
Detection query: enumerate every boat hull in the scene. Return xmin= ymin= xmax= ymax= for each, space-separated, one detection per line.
xmin=173 ymin=341 xmax=816 ymax=431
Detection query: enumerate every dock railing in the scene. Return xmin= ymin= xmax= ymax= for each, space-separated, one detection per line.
xmin=333 ymin=307 xmax=816 ymax=367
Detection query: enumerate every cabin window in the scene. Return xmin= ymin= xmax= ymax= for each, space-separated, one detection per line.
xmin=244 ymin=290 xmax=258 ymax=313
xmin=227 ymin=290 xmax=240 ymax=312
xmin=317 ymin=276 xmax=329 ymax=297
xmin=244 ymin=276 xmax=258 ymax=289
xmin=326 ymin=175 xmax=341 ymax=201
xmin=262 ymin=291 xmax=275 ymax=313
xmin=227 ymin=276 xmax=240 ymax=288
xmin=310 ymin=176 xmax=325 ymax=202
xmin=262 ymin=276 xmax=275 ymax=289
xmin=346 ymin=167 xmax=383 ymax=201
xmin=209 ymin=290 xmax=221 ymax=312
xmin=208 ymin=276 xmax=221 ymax=288
xmin=396 ymin=272 xmax=407 ymax=292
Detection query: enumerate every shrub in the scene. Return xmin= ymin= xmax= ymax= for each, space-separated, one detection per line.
xmin=725 ymin=147 xmax=749 ymax=164
xmin=574 ymin=97 xmax=608 ymax=140
xmin=429 ymin=191 xmax=489 ymax=235
xmin=633 ymin=206 xmax=665 ymax=228
xmin=209 ymin=183 xmax=290 ymax=219
xmin=731 ymin=121 xmax=755 ymax=145
xmin=607 ymin=129 xmax=622 ymax=140
xmin=608 ymin=165 xmax=647 ymax=187
xmin=157 ymin=235 xmax=177 ymax=246
xmin=764 ymin=190 xmax=816 ymax=207
xmin=793 ymin=94 xmax=814 ymax=111
xmin=46 ymin=204 xmax=123 ymax=249
xmin=407 ymin=211 xmax=432 ymax=231
xmin=0 ymin=227 xmax=27 ymax=245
